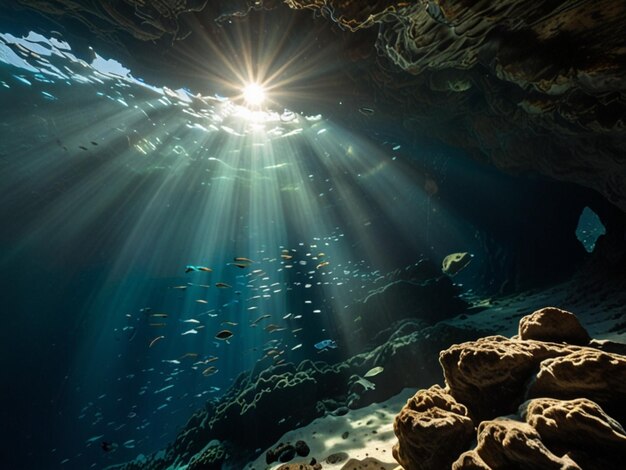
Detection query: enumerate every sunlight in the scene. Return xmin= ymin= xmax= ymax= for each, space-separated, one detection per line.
xmin=0 ymin=28 xmax=471 ymax=470
xmin=242 ymin=82 xmax=265 ymax=106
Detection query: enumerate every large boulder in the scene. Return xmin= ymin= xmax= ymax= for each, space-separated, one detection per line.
xmin=393 ymin=385 xmax=474 ymax=470
xmin=453 ymin=419 xmax=581 ymax=470
xmin=439 ymin=336 xmax=580 ymax=420
xmin=520 ymin=398 xmax=626 ymax=456
xmin=528 ymin=349 xmax=626 ymax=422
xmin=518 ymin=307 xmax=591 ymax=345
xmin=394 ymin=308 xmax=626 ymax=470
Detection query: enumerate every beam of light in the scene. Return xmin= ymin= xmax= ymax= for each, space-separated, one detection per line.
xmin=153 ymin=5 xmax=352 ymax=111
xmin=0 ymin=28 xmax=484 ymax=470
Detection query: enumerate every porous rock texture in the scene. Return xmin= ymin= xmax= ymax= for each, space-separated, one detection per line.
xmin=528 ymin=349 xmax=626 ymax=423
xmin=518 ymin=306 xmax=591 ymax=345
xmin=453 ymin=419 xmax=581 ymax=470
xmin=439 ymin=335 xmax=581 ymax=421
xmin=393 ymin=307 xmax=626 ymax=470
xmin=521 ymin=398 xmax=626 ymax=455
xmin=392 ymin=385 xmax=473 ymax=470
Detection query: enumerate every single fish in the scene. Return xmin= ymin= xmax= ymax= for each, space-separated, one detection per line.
xmin=194 ymin=356 xmax=218 ymax=365
xmin=196 ymin=299 xmax=208 ymax=304
xmin=281 ymin=254 xmax=293 ymax=260
xmin=231 ymin=263 xmax=249 ymax=269
xmin=221 ymin=321 xmax=238 ymax=326
xmin=150 ymin=313 xmax=168 ymax=318
xmin=123 ymin=439 xmax=136 ymax=449
xmin=215 ymin=282 xmax=231 ymax=288
xmin=264 ymin=323 xmax=286 ymax=333
xmin=182 ymin=319 xmax=200 ymax=324
xmin=186 ymin=265 xmax=212 ymax=273
xmin=441 ymin=252 xmax=473 ymax=276
xmin=181 ymin=329 xmax=198 ymax=335
xmin=149 ymin=323 xmax=166 ymax=327
xmin=172 ymin=285 xmax=188 ymax=290
xmin=314 ymin=339 xmax=337 ymax=350
xmin=86 ymin=435 xmax=104 ymax=444
xmin=234 ymin=257 xmax=254 ymax=263
xmin=250 ymin=314 xmax=271 ymax=326
xmin=364 ymin=366 xmax=384 ymax=378
xmin=215 ymin=329 xmax=233 ymax=340
xmin=358 ymin=106 xmax=375 ymax=116
xmin=202 ymin=366 xmax=218 ymax=376
xmin=316 ymin=261 xmax=330 ymax=269
xmin=179 ymin=353 xmax=198 ymax=359
xmin=149 ymin=336 xmax=165 ymax=348
xmin=291 ymin=343 xmax=302 ymax=351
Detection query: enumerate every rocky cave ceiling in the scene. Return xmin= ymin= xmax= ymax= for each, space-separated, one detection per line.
xmin=1 ymin=0 xmax=625 ymax=212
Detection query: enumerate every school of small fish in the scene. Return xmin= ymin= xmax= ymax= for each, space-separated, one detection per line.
xmin=0 ymin=32 xmax=434 ymax=469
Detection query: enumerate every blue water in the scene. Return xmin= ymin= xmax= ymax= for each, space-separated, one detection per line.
xmin=0 ymin=30 xmax=587 ymax=469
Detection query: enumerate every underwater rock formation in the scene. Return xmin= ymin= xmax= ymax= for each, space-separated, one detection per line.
xmin=288 ymin=0 xmax=626 ymax=211
xmin=521 ymin=398 xmax=626 ymax=454
xmin=392 ymin=385 xmax=473 ymax=470
xmin=3 ymin=1 xmax=625 ymax=212
xmin=528 ymin=349 xmax=626 ymax=423
xmin=453 ymin=419 xmax=582 ymax=470
xmin=107 ymin=322 xmax=490 ymax=469
xmin=393 ymin=306 xmax=626 ymax=470
xmin=187 ymin=440 xmax=231 ymax=470
xmin=518 ymin=306 xmax=591 ymax=345
xmin=266 ymin=440 xmax=310 ymax=464
xmin=345 ymin=259 xmax=468 ymax=343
